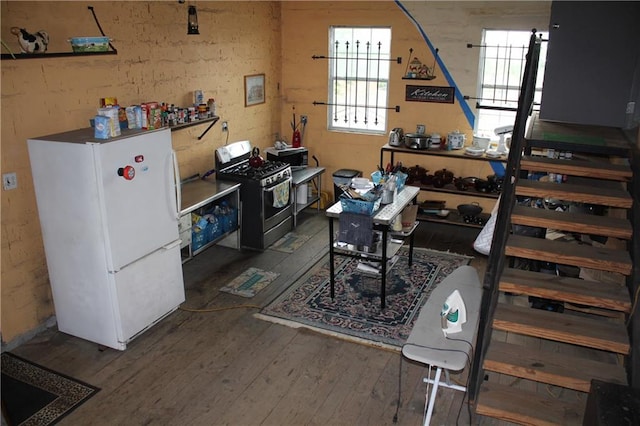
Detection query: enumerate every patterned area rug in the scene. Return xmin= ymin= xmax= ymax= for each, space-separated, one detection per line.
xmin=256 ymin=247 xmax=472 ymax=350
xmin=220 ymin=267 xmax=280 ymax=298
xmin=269 ymin=232 xmax=312 ymax=253
xmin=1 ymin=352 xmax=100 ymax=425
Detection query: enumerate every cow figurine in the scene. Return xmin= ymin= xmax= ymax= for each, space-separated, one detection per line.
xmin=10 ymin=27 xmax=49 ymax=53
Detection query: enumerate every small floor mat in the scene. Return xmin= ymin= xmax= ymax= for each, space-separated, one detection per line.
xmin=1 ymin=352 xmax=100 ymax=425
xmin=219 ymin=267 xmax=280 ymax=298
xmin=269 ymin=232 xmax=312 ymax=253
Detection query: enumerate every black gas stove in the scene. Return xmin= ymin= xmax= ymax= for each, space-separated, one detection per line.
xmin=217 ymin=160 xmax=291 ymax=187
xmin=215 ymin=141 xmax=293 ymax=251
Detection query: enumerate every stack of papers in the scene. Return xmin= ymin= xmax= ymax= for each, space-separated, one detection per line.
xmin=356 ymin=256 xmax=399 ymax=276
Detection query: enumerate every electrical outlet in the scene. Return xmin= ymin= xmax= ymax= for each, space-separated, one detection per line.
xmin=300 ymin=115 xmax=308 ymax=125
xmin=3 ymin=172 xmax=17 ymax=190
xmin=221 ymin=121 xmax=228 ymax=132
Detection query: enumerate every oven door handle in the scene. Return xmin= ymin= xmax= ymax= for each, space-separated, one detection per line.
xmin=264 ymin=176 xmax=292 ymax=192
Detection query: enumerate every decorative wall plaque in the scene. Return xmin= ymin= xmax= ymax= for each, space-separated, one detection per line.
xmin=405 ymin=85 xmax=455 ymax=104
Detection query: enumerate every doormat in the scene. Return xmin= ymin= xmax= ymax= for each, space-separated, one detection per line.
xmin=220 ymin=267 xmax=280 ymax=298
xmin=269 ymin=232 xmax=312 ymax=254
xmin=1 ymin=352 xmax=100 ymax=426
xmin=255 ymin=248 xmax=472 ymax=350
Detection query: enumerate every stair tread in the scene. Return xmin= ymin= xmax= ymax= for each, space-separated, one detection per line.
xmin=500 ymin=267 xmax=631 ymax=313
xmin=492 ymin=302 xmax=630 ymax=354
xmin=516 ymin=179 xmax=632 ymax=208
xmin=484 ymin=341 xmax=627 ymax=392
xmin=511 ymin=204 xmax=632 ymax=240
xmin=476 ymin=380 xmax=585 ymax=425
xmin=521 ymin=155 xmax=632 ymax=181
xmin=506 ymin=234 xmax=632 ymax=275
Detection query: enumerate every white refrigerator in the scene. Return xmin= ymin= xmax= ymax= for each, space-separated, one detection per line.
xmin=28 ymin=127 xmax=185 ymax=350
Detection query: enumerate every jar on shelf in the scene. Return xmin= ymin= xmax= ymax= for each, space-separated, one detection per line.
xmin=207 ymin=98 xmax=216 ymax=116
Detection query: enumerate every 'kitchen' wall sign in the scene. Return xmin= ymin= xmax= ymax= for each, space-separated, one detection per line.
xmin=405 ymin=85 xmax=455 ymax=104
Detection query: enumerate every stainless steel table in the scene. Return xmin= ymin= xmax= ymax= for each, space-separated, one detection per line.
xmin=292 ymin=167 xmax=325 ymax=227
xmin=325 ymin=185 xmax=420 ymax=308
xmin=180 ymin=179 xmax=241 ymax=261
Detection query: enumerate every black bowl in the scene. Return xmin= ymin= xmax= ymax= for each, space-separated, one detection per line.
xmin=457 ymin=203 xmax=483 ymax=216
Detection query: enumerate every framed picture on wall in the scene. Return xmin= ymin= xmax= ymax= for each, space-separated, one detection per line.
xmin=244 ymin=74 xmax=265 ymax=107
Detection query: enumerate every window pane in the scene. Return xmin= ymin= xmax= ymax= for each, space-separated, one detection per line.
xmin=476 ymin=29 xmax=548 ymax=135
xmin=329 ymin=26 xmax=391 ymax=134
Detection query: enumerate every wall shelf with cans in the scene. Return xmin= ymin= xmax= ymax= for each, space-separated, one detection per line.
xmin=169 ymin=116 xmax=219 ymax=140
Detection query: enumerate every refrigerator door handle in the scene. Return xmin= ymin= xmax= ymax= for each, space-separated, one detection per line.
xmin=171 ymin=150 xmax=182 ymax=219
xmin=163 ymin=240 xmax=181 ymax=250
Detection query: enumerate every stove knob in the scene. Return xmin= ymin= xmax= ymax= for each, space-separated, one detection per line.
xmin=117 ymin=165 xmax=135 ymax=180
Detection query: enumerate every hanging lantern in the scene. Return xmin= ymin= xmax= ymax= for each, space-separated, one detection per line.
xmin=188 ymin=5 xmax=199 ymax=35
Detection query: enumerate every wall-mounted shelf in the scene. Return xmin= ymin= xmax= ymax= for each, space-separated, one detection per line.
xmin=402 ymin=77 xmax=437 ymax=81
xmin=169 ymin=116 xmax=219 ymax=140
xmin=1 ymin=50 xmax=117 ymax=60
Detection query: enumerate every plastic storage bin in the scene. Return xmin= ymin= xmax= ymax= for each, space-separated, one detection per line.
xmin=340 ymin=195 xmax=381 ymax=216
xmin=333 ymin=169 xmax=362 ymax=202
xmin=191 ymin=229 xmax=208 ymax=252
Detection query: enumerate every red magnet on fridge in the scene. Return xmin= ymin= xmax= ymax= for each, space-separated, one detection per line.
xmin=117 ymin=165 xmax=135 ymax=180
xmin=134 ymin=155 xmax=144 ymax=163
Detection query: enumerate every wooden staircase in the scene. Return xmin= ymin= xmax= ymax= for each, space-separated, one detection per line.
xmin=474 ymin=125 xmax=635 ymax=424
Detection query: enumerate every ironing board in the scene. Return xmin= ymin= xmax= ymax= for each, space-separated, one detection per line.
xmin=402 ymin=265 xmax=482 ymax=426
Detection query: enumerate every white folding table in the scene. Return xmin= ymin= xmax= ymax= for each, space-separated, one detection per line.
xmin=401 ymin=265 xmax=483 ymax=426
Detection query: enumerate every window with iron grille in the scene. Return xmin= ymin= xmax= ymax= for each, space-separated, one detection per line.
xmin=328 ymin=26 xmax=392 ymax=135
xmin=474 ymin=29 xmax=548 ymax=136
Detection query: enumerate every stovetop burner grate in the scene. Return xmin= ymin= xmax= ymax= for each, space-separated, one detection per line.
xmin=221 ymin=160 xmax=288 ymax=179
xmin=217 ymin=159 xmax=291 ymax=187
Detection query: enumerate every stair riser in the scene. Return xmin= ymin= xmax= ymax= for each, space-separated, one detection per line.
xmin=520 ymin=158 xmax=632 ymax=182
xmin=499 ymin=282 xmax=631 ymax=312
xmin=483 ymin=360 xmax=592 ymax=392
xmin=492 ymin=321 xmax=629 ymax=354
xmin=510 ymin=215 xmax=632 ymax=240
xmin=505 ymin=247 xmax=632 ymax=275
xmin=515 ymin=187 xmax=632 ymax=209
xmin=475 ymin=405 xmax=560 ymax=426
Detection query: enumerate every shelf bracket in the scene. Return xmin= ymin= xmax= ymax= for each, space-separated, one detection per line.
xmin=197 ymin=118 xmax=218 ymax=140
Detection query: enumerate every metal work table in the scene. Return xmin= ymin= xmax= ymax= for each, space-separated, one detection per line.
xmin=326 ymin=185 xmax=420 ymax=308
xmin=180 ymin=179 xmax=241 ymax=260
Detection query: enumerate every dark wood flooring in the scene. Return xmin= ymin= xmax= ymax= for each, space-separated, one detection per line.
xmin=6 ymin=210 xmax=491 ymax=426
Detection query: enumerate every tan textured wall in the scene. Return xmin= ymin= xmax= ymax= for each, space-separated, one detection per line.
xmin=1 ymin=0 xmax=282 ymax=343
xmin=281 ymin=1 xmax=550 ymax=206
xmin=1 ymin=0 xmax=550 ymax=345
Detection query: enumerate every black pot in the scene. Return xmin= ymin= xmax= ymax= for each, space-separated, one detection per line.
xmin=474 ymin=178 xmax=490 ymax=193
xmin=434 ymin=168 xmax=454 ymax=184
xmin=421 ymin=174 xmax=434 ymax=185
xmin=407 ymin=164 xmax=427 ymax=181
xmin=487 ymin=174 xmax=504 ymax=193
xmin=457 ymin=203 xmax=483 ymax=216
xmin=462 ymin=176 xmax=480 ymax=187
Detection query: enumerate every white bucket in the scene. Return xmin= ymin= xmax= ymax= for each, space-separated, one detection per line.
xmin=296 ymin=184 xmax=308 ymax=204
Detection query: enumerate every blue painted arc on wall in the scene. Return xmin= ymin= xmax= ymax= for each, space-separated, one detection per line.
xmin=395 ymin=0 xmax=475 ymax=129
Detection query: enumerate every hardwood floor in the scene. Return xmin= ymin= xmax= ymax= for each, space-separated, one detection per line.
xmin=7 ymin=210 xmax=491 ymax=426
